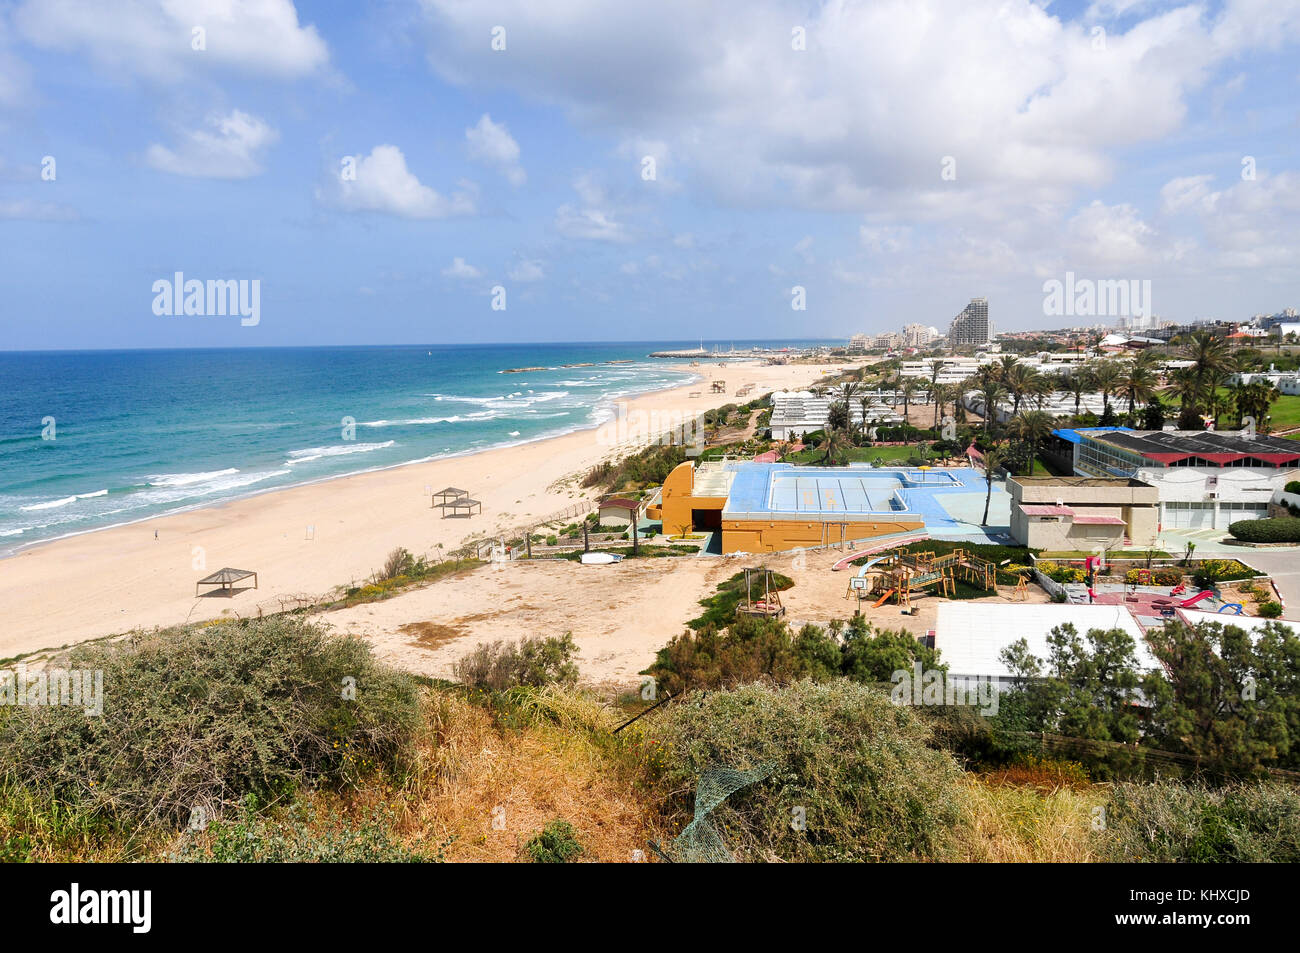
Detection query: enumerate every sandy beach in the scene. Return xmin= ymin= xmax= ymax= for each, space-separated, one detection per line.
xmin=0 ymin=360 xmax=841 ymax=662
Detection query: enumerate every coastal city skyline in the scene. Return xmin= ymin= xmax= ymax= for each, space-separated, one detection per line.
xmin=4 ymin=0 xmax=1300 ymax=350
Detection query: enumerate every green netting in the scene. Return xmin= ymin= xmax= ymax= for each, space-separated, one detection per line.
xmin=669 ymin=762 xmax=776 ymax=863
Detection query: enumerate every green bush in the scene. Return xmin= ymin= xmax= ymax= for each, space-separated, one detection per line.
xmin=1285 ymin=481 xmax=1300 ymax=494
xmin=1104 ymin=782 xmax=1300 ymax=862
xmin=451 ymin=633 xmax=579 ymax=692
xmin=1192 ymin=558 xmax=1260 ymax=589
xmin=524 ymin=820 xmax=583 ymax=863
xmin=650 ymin=679 xmax=967 ymax=862
xmin=1258 ymin=601 xmax=1283 ymax=618
xmin=1037 ymin=560 xmax=1085 ymax=584
xmin=1229 ymin=518 xmax=1300 ymax=543
xmin=174 ymin=796 xmax=443 ymax=863
xmin=0 ymin=617 xmax=422 ymax=830
xmin=1124 ymin=567 xmax=1184 ymax=586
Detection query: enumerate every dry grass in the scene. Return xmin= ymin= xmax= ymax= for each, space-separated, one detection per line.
xmin=386 ymin=689 xmax=663 ymax=862
xmin=955 ymin=776 xmax=1107 ymax=862
xmin=399 ymin=621 xmax=468 ymax=649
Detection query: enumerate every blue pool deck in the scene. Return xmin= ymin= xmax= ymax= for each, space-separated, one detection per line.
xmin=720 ymin=463 xmax=1011 ymax=539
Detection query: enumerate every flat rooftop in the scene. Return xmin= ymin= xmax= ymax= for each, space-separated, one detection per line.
xmin=717 ymin=464 xmax=1009 ymax=537
xmin=1091 ymin=429 xmax=1300 ymax=458
xmin=1011 ymin=476 xmax=1150 ymax=488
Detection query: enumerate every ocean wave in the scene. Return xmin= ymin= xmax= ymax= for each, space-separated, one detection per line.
xmin=146 ymin=468 xmax=240 ymax=487
xmin=19 ymin=489 xmax=109 ymax=511
xmin=360 ymin=411 xmax=498 ymax=427
xmin=286 ymin=441 xmax=396 ymax=466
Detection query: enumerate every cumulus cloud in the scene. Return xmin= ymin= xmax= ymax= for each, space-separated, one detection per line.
xmin=553 ymin=174 xmax=632 ymax=242
xmin=417 ymin=0 xmax=1300 ymax=224
xmin=465 ymin=114 xmax=524 ymax=185
xmin=321 ymin=144 xmax=475 ymax=219
xmin=0 ymin=197 xmax=78 ymax=221
xmin=145 ymin=110 xmax=277 ymax=178
xmin=507 ymin=259 xmax=544 ymax=281
xmin=14 ymin=0 xmax=329 ymax=80
xmin=442 ymin=256 xmax=482 ymax=279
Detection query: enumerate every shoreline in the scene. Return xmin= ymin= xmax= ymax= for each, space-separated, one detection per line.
xmin=0 ymin=360 xmax=841 ymax=660
xmin=1 ymin=367 xmax=704 ymax=562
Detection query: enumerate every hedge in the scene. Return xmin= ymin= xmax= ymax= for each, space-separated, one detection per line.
xmin=1229 ymin=518 xmax=1300 ymax=543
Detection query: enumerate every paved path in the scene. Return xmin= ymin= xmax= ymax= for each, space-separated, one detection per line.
xmin=1229 ymin=549 xmax=1300 ymax=609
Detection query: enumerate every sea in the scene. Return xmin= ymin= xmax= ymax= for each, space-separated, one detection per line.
xmin=0 ymin=340 xmax=828 ymax=554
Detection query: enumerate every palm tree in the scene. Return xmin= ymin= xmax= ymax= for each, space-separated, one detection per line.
xmin=817 ymin=428 xmax=851 ymax=465
xmin=899 ymin=378 xmax=921 ymax=425
xmin=1003 ymin=362 xmax=1041 ymax=416
xmin=976 ymin=380 xmax=1006 ymax=433
xmin=1090 ymin=361 xmax=1122 ymax=419
xmin=1058 ymin=368 xmax=1089 ymax=417
xmin=858 ymin=395 xmax=872 ymax=438
xmin=980 ymin=444 xmax=1006 ymax=526
xmin=1179 ymin=331 xmax=1235 ymax=424
xmin=1116 ymin=359 xmax=1157 ymax=420
xmin=1008 ymin=410 xmax=1056 ymax=476
xmin=930 ymin=382 xmax=953 ymax=429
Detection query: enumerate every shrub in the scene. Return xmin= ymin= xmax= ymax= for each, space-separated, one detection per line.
xmin=451 ymin=633 xmax=579 ymax=692
xmin=1286 ymin=481 xmax=1300 ymax=494
xmin=524 ymin=820 xmax=583 ymax=863
xmin=0 ymin=617 xmax=422 ymax=829
xmin=1192 ymin=558 xmax=1259 ymax=589
xmin=174 ymin=796 xmax=442 ymax=863
xmin=1229 ymin=518 xmax=1300 ymax=543
xmin=1124 ymin=567 xmax=1185 ymax=586
xmin=1036 ymin=560 xmax=1085 ymax=584
xmin=1258 ymin=601 xmax=1283 ymax=618
xmin=1103 ymin=782 xmax=1300 ymax=862
xmin=650 ymin=679 xmax=967 ymax=862
xmin=647 ymin=617 xmax=839 ymax=694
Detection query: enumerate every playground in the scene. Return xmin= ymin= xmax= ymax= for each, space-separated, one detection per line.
xmin=1060 ymin=582 xmax=1245 ymax=628
xmin=843 ymin=546 xmax=1005 ymax=610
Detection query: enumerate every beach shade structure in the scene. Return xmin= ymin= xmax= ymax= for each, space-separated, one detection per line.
xmin=195 ymin=567 xmax=258 ymax=597
xmin=442 ymin=497 xmax=482 ymax=519
xmin=431 ymin=487 xmax=469 ymax=509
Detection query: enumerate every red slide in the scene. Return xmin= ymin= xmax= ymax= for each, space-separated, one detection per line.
xmin=1179 ymin=590 xmax=1214 ymax=608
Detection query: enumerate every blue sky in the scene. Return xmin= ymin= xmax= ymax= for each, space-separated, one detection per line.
xmin=1 ymin=0 xmax=1299 ymax=350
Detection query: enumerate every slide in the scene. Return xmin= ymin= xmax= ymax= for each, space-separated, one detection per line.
xmin=1179 ymin=590 xmax=1214 ymax=608
xmin=871 ymin=589 xmax=896 ymax=608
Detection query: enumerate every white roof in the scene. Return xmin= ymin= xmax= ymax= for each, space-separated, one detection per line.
xmin=1176 ymin=609 xmax=1299 ymax=637
xmin=935 ymin=603 xmax=1162 ymax=679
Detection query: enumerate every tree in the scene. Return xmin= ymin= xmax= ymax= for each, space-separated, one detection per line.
xmin=899 ymin=378 xmax=921 ymax=424
xmin=1007 ymin=410 xmax=1056 ymax=476
xmin=980 ymin=444 xmax=1006 ymax=526
xmin=1140 ymin=397 xmax=1167 ymax=431
xmin=1000 ymin=623 xmax=1143 ymax=743
xmin=827 ymin=399 xmax=851 ymax=432
xmin=1177 ymin=331 xmax=1235 ymax=427
xmin=817 ymin=427 xmax=852 ymax=465
xmin=976 ymin=380 xmax=1006 ymax=434
xmin=1116 ymin=358 xmax=1157 ymax=420
xmin=1089 ymin=360 xmax=1122 ymax=419
xmin=1058 ymin=368 xmax=1088 ymax=417
xmin=1142 ymin=620 xmax=1299 ymax=776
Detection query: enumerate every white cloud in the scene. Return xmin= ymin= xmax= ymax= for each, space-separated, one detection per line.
xmin=442 ymin=256 xmax=482 ymax=279
xmin=507 ymin=259 xmax=544 ymax=281
xmin=1065 ymin=200 xmax=1158 ymax=266
xmin=145 ymin=110 xmax=277 ymax=178
xmin=0 ymin=197 xmax=78 ymax=221
xmin=418 ymin=0 xmax=1300 ymax=222
xmin=465 ymin=114 xmax=524 ymax=186
xmin=322 ymin=144 xmax=475 ymax=219
xmin=14 ymin=0 xmax=328 ymax=80
xmin=553 ymin=174 xmax=632 ymax=242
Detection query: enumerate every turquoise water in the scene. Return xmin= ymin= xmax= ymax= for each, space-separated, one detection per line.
xmin=0 ymin=341 xmax=822 ymax=553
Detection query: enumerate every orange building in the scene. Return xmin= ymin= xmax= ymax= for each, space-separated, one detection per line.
xmin=647 ymin=460 xmax=928 ymax=554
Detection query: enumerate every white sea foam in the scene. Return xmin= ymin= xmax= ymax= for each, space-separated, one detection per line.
xmin=147 ymin=468 xmax=240 ymax=487
xmin=19 ymin=489 xmax=107 ymax=511
xmin=286 ymin=441 xmax=395 ymax=465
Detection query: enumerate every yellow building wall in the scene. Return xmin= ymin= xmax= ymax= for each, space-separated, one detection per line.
xmin=720 ymin=518 xmax=924 ymax=554
xmin=648 ymin=461 xmax=924 ymax=553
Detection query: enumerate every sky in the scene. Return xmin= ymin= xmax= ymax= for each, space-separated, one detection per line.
xmin=1 ymin=0 xmax=1299 ymax=350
